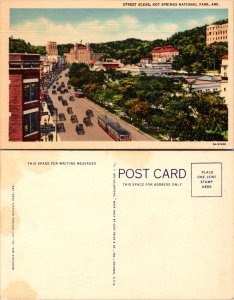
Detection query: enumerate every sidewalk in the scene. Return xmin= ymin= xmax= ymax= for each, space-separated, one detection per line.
xmin=40 ymin=101 xmax=61 ymax=142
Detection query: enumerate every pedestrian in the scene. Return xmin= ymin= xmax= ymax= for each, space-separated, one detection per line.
xmin=48 ymin=133 xmax=51 ymax=142
xmin=50 ymin=133 xmax=54 ymax=142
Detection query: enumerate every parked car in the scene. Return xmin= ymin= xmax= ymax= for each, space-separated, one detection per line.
xmin=69 ymin=96 xmax=75 ymax=101
xmin=56 ymin=81 xmax=59 ymax=85
xmin=58 ymin=96 xmax=63 ymax=101
xmin=75 ymin=92 xmax=84 ymax=98
xmin=67 ymin=107 xmax=73 ymax=114
xmin=57 ymin=123 xmax=65 ymax=132
xmin=57 ymin=86 xmax=61 ymax=91
xmin=71 ymin=115 xmax=78 ymax=123
xmin=83 ymin=117 xmax=93 ymax=126
xmin=76 ymin=124 xmax=85 ymax=135
xmin=64 ymin=88 xmax=68 ymax=93
xmin=52 ymin=90 xmax=57 ymax=95
xmin=53 ymin=85 xmax=56 ymax=89
xmin=58 ymin=113 xmax=66 ymax=121
xmin=86 ymin=109 xmax=94 ymax=117
xmin=62 ymin=100 xmax=68 ymax=106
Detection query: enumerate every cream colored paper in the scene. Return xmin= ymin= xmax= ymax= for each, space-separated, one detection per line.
xmin=1 ymin=150 xmax=233 ymax=299
xmin=0 ymin=0 xmax=233 ymax=149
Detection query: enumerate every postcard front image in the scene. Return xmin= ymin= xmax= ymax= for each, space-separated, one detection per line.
xmin=0 ymin=0 xmax=233 ymax=149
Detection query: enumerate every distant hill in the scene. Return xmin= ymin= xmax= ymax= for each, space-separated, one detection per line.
xmin=9 ymin=18 xmax=228 ymax=72
xmin=212 ymin=19 xmax=228 ymax=25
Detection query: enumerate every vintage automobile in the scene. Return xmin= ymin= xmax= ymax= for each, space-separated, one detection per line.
xmin=76 ymin=124 xmax=85 ymax=135
xmin=52 ymin=90 xmax=57 ymax=95
xmin=71 ymin=115 xmax=78 ymax=123
xmin=67 ymin=107 xmax=73 ymax=114
xmin=58 ymin=113 xmax=66 ymax=121
xmin=75 ymin=92 xmax=84 ymax=98
xmin=69 ymin=96 xmax=75 ymax=101
xmin=57 ymin=122 xmax=65 ymax=133
xmin=83 ymin=117 xmax=93 ymax=127
xmin=62 ymin=100 xmax=68 ymax=106
xmin=58 ymin=96 xmax=63 ymax=101
xmin=86 ymin=109 xmax=94 ymax=117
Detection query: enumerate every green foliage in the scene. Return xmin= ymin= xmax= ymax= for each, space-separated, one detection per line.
xmin=212 ymin=19 xmax=228 ymax=25
xmin=9 ymin=37 xmax=46 ymax=55
xmin=10 ymin=16 xmax=228 ymax=72
xmin=69 ymin=63 xmax=228 ymax=141
xmin=57 ymin=43 xmax=73 ymax=56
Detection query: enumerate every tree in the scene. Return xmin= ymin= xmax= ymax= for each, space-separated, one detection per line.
xmin=125 ymin=99 xmax=149 ymax=123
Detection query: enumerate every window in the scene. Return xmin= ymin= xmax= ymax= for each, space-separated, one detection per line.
xmin=23 ymin=112 xmax=38 ymax=136
xmin=23 ymin=82 xmax=39 ymax=103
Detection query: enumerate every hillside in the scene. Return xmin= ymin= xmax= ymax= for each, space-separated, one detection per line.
xmin=9 ymin=18 xmax=228 ymax=72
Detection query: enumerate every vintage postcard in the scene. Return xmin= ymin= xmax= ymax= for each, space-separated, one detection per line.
xmin=1 ymin=150 xmax=233 ymax=299
xmin=0 ymin=0 xmax=233 ymax=149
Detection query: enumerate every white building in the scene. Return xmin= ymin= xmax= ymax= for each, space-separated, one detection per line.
xmin=186 ymin=75 xmax=221 ymax=93
xmin=206 ymin=23 xmax=228 ymax=45
xmin=220 ymin=54 xmax=228 ymax=78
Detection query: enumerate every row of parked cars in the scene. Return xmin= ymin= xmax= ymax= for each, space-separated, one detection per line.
xmin=56 ymin=109 xmax=94 ymax=136
xmin=51 ymin=79 xmax=94 ymax=136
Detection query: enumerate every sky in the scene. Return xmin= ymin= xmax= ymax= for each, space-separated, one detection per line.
xmin=10 ymin=9 xmax=228 ymax=45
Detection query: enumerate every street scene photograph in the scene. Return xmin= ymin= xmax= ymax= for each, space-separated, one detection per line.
xmin=9 ymin=7 xmax=229 ymax=142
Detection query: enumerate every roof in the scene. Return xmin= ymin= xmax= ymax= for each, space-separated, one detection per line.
xmin=151 ymin=45 xmax=179 ymax=53
xmin=141 ymin=58 xmax=151 ymax=60
xmin=196 ymin=75 xmax=220 ymax=82
xmin=77 ymin=45 xmax=87 ymax=49
xmin=220 ymin=54 xmax=228 ymax=60
xmin=98 ymin=115 xmax=113 ymax=125
xmin=108 ymin=122 xmax=131 ymax=135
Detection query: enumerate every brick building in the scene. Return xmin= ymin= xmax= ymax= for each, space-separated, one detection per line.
xmin=46 ymin=41 xmax=58 ymax=56
xmin=206 ymin=23 xmax=228 ymax=45
xmin=46 ymin=41 xmax=59 ymax=62
xmin=9 ymin=54 xmax=41 ymax=141
xmin=64 ymin=43 xmax=106 ymax=64
xmin=151 ymin=45 xmax=179 ymax=63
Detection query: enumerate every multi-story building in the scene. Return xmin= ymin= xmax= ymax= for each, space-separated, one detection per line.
xmin=186 ymin=75 xmax=221 ymax=93
xmin=9 ymin=53 xmax=41 ymax=141
xmin=206 ymin=23 xmax=228 ymax=45
xmin=46 ymin=41 xmax=58 ymax=62
xmin=151 ymin=45 xmax=179 ymax=63
xmin=64 ymin=43 xmax=106 ymax=64
xmin=46 ymin=41 xmax=58 ymax=56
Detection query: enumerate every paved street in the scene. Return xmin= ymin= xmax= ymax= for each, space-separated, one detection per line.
xmin=47 ymin=68 xmax=154 ymax=141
